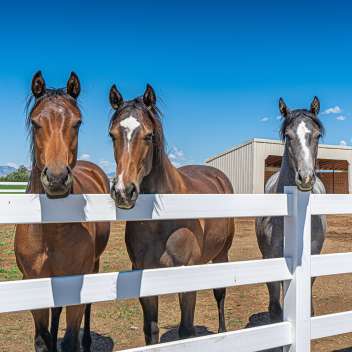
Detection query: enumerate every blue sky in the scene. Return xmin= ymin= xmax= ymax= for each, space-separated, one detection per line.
xmin=1 ymin=1 xmax=352 ymax=171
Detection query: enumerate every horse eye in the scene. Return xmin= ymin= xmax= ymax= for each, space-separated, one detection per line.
xmin=144 ymin=133 xmax=154 ymax=142
xmin=31 ymin=120 xmax=41 ymax=129
xmin=74 ymin=121 xmax=82 ymax=129
xmin=109 ymin=132 xmax=116 ymax=141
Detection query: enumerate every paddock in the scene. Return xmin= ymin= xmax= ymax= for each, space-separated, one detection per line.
xmin=206 ymin=138 xmax=352 ymax=194
xmin=1 ymin=191 xmax=352 ymax=351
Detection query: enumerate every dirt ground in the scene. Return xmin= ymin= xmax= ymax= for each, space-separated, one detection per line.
xmin=1 ymin=217 xmax=352 ymax=351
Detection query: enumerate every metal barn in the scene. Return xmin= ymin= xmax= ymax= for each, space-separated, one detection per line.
xmin=206 ymin=138 xmax=352 ymax=194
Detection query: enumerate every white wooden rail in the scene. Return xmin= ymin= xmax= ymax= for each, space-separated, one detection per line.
xmin=0 ymin=187 xmax=352 ymax=352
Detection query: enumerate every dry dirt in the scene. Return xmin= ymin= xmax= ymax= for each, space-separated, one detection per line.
xmin=1 ymin=217 xmax=352 ymax=351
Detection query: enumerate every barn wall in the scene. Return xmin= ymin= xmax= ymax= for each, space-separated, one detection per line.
xmin=207 ymin=139 xmax=352 ymax=194
xmin=206 ymin=142 xmax=253 ymax=193
xmin=253 ymin=141 xmax=285 ymax=193
xmin=317 ymin=172 xmax=348 ymax=194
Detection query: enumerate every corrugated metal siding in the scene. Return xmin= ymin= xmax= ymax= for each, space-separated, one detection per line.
xmin=207 ymin=143 xmax=253 ymax=193
xmin=253 ymin=141 xmax=284 ymax=193
xmin=207 ymin=139 xmax=352 ymax=194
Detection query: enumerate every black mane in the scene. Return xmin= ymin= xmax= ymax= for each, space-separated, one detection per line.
xmin=279 ymin=109 xmax=325 ymax=141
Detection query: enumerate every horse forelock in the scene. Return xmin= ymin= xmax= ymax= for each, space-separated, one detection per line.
xmin=279 ymin=109 xmax=325 ymax=141
xmin=25 ymin=88 xmax=80 ymax=166
xmin=109 ymin=97 xmax=166 ymax=167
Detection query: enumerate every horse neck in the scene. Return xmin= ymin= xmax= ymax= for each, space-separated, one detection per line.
xmin=276 ymin=144 xmax=296 ymax=193
xmin=28 ymin=164 xmax=45 ymax=193
xmin=141 ymin=153 xmax=184 ymax=194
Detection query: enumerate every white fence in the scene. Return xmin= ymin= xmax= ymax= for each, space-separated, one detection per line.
xmin=0 ymin=187 xmax=352 ymax=351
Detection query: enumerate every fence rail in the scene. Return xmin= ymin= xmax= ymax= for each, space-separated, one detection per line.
xmin=0 ymin=187 xmax=351 ymax=351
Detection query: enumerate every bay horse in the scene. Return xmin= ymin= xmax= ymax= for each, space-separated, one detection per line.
xmin=15 ymin=72 xmax=110 ymax=352
xmin=108 ymin=84 xmax=235 ymax=344
xmin=256 ymin=97 xmax=326 ymax=322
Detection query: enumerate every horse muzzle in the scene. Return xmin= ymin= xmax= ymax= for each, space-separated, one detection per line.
xmin=41 ymin=166 xmax=73 ymax=198
xmin=111 ymin=180 xmax=139 ymax=209
xmin=295 ymin=172 xmax=315 ymax=192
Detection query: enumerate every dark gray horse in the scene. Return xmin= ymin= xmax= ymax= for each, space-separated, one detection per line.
xmin=256 ymin=96 xmax=327 ymax=322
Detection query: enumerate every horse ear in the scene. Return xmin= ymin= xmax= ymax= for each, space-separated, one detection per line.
xmin=143 ymin=84 xmax=156 ymax=107
xmin=279 ymin=97 xmax=288 ymax=117
xmin=31 ymin=71 xmax=46 ymax=98
xmin=109 ymin=84 xmax=123 ymax=110
xmin=310 ymin=96 xmax=320 ymax=115
xmin=66 ymin=72 xmax=81 ymax=99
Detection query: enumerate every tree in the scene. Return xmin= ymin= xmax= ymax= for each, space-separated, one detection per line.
xmin=0 ymin=166 xmax=30 ymax=182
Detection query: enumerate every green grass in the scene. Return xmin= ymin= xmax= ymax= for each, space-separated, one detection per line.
xmin=0 ymin=185 xmax=26 ymax=190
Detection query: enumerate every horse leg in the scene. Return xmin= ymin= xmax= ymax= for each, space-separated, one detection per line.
xmin=267 ymin=282 xmax=282 ymax=322
xmin=178 ymin=291 xmax=197 ymax=339
xmin=311 ymin=277 xmax=316 ymax=316
xmin=61 ymin=305 xmax=85 ymax=352
xmin=50 ymin=307 xmax=62 ymax=352
xmin=82 ymin=259 xmax=99 ymax=351
xmin=140 ymin=296 xmax=159 ymax=345
xmin=32 ymin=309 xmax=53 ymax=352
xmin=212 ymin=253 xmax=229 ymax=333
xmin=82 ymin=304 xmax=92 ymax=352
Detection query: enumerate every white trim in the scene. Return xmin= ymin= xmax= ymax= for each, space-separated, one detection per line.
xmin=123 ymin=322 xmax=292 ymax=352
xmin=0 ymin=182 xmax=28 ymax=186
xmin=311 ymin=252 xmax=352 ymax=277
xmin=311 ymin=311 xmax=352 ymax=339
xmin=0 ymin=193 xmax=290 ymax=224
xmin=0 ymin=258 xmax=292 ymax=313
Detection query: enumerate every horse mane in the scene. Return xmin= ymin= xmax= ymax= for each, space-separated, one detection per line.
xmin=109 ymin=97 xmax=166 ymax=168
xmin=25 ymin=88 xmax=79 ymax=165
xmin=279 ymin=109 xmax=325 ymax=141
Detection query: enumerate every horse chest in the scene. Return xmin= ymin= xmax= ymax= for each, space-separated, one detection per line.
xmin=16 ymin=223 xmax=96 ymax=277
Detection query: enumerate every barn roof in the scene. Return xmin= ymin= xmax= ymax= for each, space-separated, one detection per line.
xmin=206 ymin=138 xmax=352 ymax=164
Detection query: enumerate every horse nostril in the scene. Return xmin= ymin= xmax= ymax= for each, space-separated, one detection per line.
xmin=125 ymin=183 xmax=138 ymax=201
xmin=297 ymin=173 xmax=303 ymax=183
xmin=45 ymin=167 xmax=71 ymax=185
xmin=64 ymin=167 xmax=72 ymax=183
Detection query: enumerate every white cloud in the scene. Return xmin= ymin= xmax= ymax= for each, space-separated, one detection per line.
xmin=80 ymin=153 xmax=91 ymax=160
xmin=260 ymin=117 xmax=270 ymax=122
xmin=6 ymin=162 xmax=18 ymax=169
xmin=323 ymin=105 xmax=342 ymax=115
xmin=336 ymin=115 xmax=347 ymax=121
xmin=340 ymin=140 xmax=347 ymax=146
xmin=99 ymin=160 xmax=115 ymax=173
xmin=168 ymin=146 xmax=188 ymax=167
xmin=276 ymin=115 xmax=282 ymax=120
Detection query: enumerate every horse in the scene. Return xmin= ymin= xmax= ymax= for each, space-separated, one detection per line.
xmin=15 ymin=71 xmax=110 ymax=352
xmin=108 ymin=84 xmax=235 ymax=344
xmin=255 ymin=96 xmax=327 ymax=322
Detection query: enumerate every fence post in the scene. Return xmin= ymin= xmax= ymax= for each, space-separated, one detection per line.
xmin=283 ymin=186 xmax=311 ymax=351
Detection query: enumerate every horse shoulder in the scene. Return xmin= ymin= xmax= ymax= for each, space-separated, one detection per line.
xmin=177 ymin=165 xmax=234 ymax=194
xmin=73 ymin=160 xmax=110 ymax=194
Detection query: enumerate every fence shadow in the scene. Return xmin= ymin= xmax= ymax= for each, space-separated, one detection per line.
xmin=160 ymin=325 xmax=214 ymax=343
xmin=246 ymin=312 xmax=283 ymax=352
xmin=57 ymin=330 xmax=114 ymax=352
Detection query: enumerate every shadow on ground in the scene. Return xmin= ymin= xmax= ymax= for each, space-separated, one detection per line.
xmin=160 ymin=325 xmax=214 ymax=343
xmin=58 ymin=330 xmax=114 ymax=352
xmin=246 ymin=312 xmax=283 ymax=352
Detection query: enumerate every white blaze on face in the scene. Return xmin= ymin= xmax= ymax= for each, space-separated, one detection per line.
xmin=120 ymin=115 xmax=140 ymax=151
xmin=115 ymin=172 xmax=125 ymax=193
xmin=297 ymin=121 xmax=311 ymax=163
